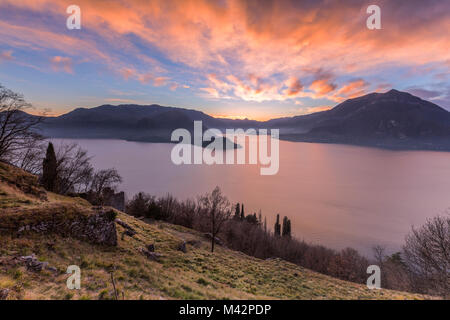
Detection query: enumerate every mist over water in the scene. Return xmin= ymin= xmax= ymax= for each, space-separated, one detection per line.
xmin=52 ymin=138 xmax=450 ymax=256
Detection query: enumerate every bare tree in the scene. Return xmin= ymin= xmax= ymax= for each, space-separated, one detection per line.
xmin=89 ymin=168 xmax=122 ymax=204
xmin=403 ymin=214 xmax=450 ymax=296
xmin=327 ymin=247 xmax=369 ymax=283
xmin=372 ymin=245 xmax=386 ymax=266
xmin=0 ymin=84 xmax=43 ymax=163
xmin=14 ymin=134 xmax=45 ymax=174
xmin=55 ymin=143 xmax=93 ymax=194
xmin=92 ymin=168 xmax=122 ymax=192
xmin=198 ymin=186 xmax=231 ymax=252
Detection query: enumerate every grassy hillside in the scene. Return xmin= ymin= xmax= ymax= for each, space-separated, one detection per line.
xmin=0 ymin=162 xmax=433 ymax=300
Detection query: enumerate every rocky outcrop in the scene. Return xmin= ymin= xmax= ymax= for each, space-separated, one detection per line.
xmin=15 ymin=208 xmax=118 ymax=246
xmin=20 ymin=254 xmax=57 ymax=273
xmin=177 ymin=241 xmax=187 ymax=253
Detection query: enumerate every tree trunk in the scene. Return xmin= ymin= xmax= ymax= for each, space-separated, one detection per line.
xmin=211 ymin=211 xmax=215 ymax=253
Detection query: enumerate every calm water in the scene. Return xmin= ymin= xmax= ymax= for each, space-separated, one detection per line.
xmin=52 ymin=138 xmax=450 ymax=256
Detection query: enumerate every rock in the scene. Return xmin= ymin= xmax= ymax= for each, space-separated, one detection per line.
xmin=265 ymin=257 xmax=281 ymax=262
xmin=14 ymin=208 xmax=117 ymax=246
xmin=139 ymin=248 xmax=163 ymax=261
xmin=147 ymin=252 xmax=163 ymax=261
xmin=147 ymin=244 xmax=155 ymax=252
xmin=121 ymin=230 xmax=136 ymax=240
xmin=46 ymin=266 xmax=58 ymax=273
xmin=115 ymin=219 xmax=137 ymax=236
xmin=177 ymin=241 xmax=187 ymax=253
xmin=0 ymin=288 xmax=9 ymax=300
xmin=76 ymin=209 xmax=118 ymax=246
xmin=20 ymin=254 xmax=55 ymax=273
xmin=21 ymin=254 xmax=46 ymax=272
xmin=20 ymin=254 xmax=36 ymax=261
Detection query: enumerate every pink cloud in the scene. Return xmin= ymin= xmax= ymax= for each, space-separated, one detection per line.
xmin=310 ymin=78 xmax=337 ymax=96
xmin=153 ymin=76 xmax=170 ymax=87
xmin=203 ymin=73 xmax=307 ymax=102
xmin=200 ymin=87 xmax=220 ymax=98
xmin=138 ymin=73 xmax=153 ymax=84
xmin=120 ymin=67 xmax=135 ymax=80
xmin=284 ymin=77 xmax=303 ymax=97
xmin=0 ymin=50 xmax=14 ymax=62
xmin=50 ymin=56 xmax=73 ymax=73
xmin=334 ymin=79 xmax=370 ymax=100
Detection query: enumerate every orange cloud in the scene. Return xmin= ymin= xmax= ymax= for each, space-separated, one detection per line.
xmin=3 ymin=1 xmax=448 ymax=73
xmin=334 ymin=79 xmax=370 ymax=100
xmin=200 ymin=87 xmax=220 ymax=98
xmin=310 ymin=78 xmax=337 ymax=96
xmin=203 ymin=73 xmax=307 ymax=102
xmin=0 ymin=0 xmax=449 ymax=104
xmin=284 ymin=77 xmax=303 ymax=97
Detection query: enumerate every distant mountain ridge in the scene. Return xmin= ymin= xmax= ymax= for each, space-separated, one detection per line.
xmin=278 ymin=89 xmax=450 ymax=150
xmin=36 ymin=89 xmax=450 ymax=150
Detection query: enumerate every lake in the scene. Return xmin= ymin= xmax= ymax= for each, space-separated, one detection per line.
xmin=52 ymin=138 xmax=450 ymax=256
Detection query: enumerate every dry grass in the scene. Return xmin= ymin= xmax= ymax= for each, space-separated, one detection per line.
xmin=0 ymin=162 xmax=44 ymax=198
xmin=0 ymin=162 xmax=436 ymax=300
xmin=0 ymin=213 xmax=434 ymax=300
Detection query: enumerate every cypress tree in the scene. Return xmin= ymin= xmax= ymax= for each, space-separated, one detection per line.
xmin=42 ymin=142 xmax=58 ymax=192
xmin=282 ymin=216 xmax=292 ymax=238
xmin=274 ymin=214 xmax=281 ymax=236
xmin=240 ymin=203 xmax=245 ymax=220
xmin=234 ymin=203 xmax=240 ymax=220
xmin=264 ymin=217 xmax=267 ymax=233
xmin=282 ymin=216 xmax=287 ymax=236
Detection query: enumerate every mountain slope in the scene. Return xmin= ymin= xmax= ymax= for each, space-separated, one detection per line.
xmin=35 ymin=89 xmax=450 ymax=150
xmin=279 ymin=90 xmax=450 ymax=150
xmin=0 ymin=162 xmax=433 ymax=300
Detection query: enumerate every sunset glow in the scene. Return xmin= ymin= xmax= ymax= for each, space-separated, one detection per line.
xmin=0 ymin=0 xmax=449 ymax=119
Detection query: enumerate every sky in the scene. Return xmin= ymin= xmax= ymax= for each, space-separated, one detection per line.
xmin=0 ymin=0 xmax=449 ymax=120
